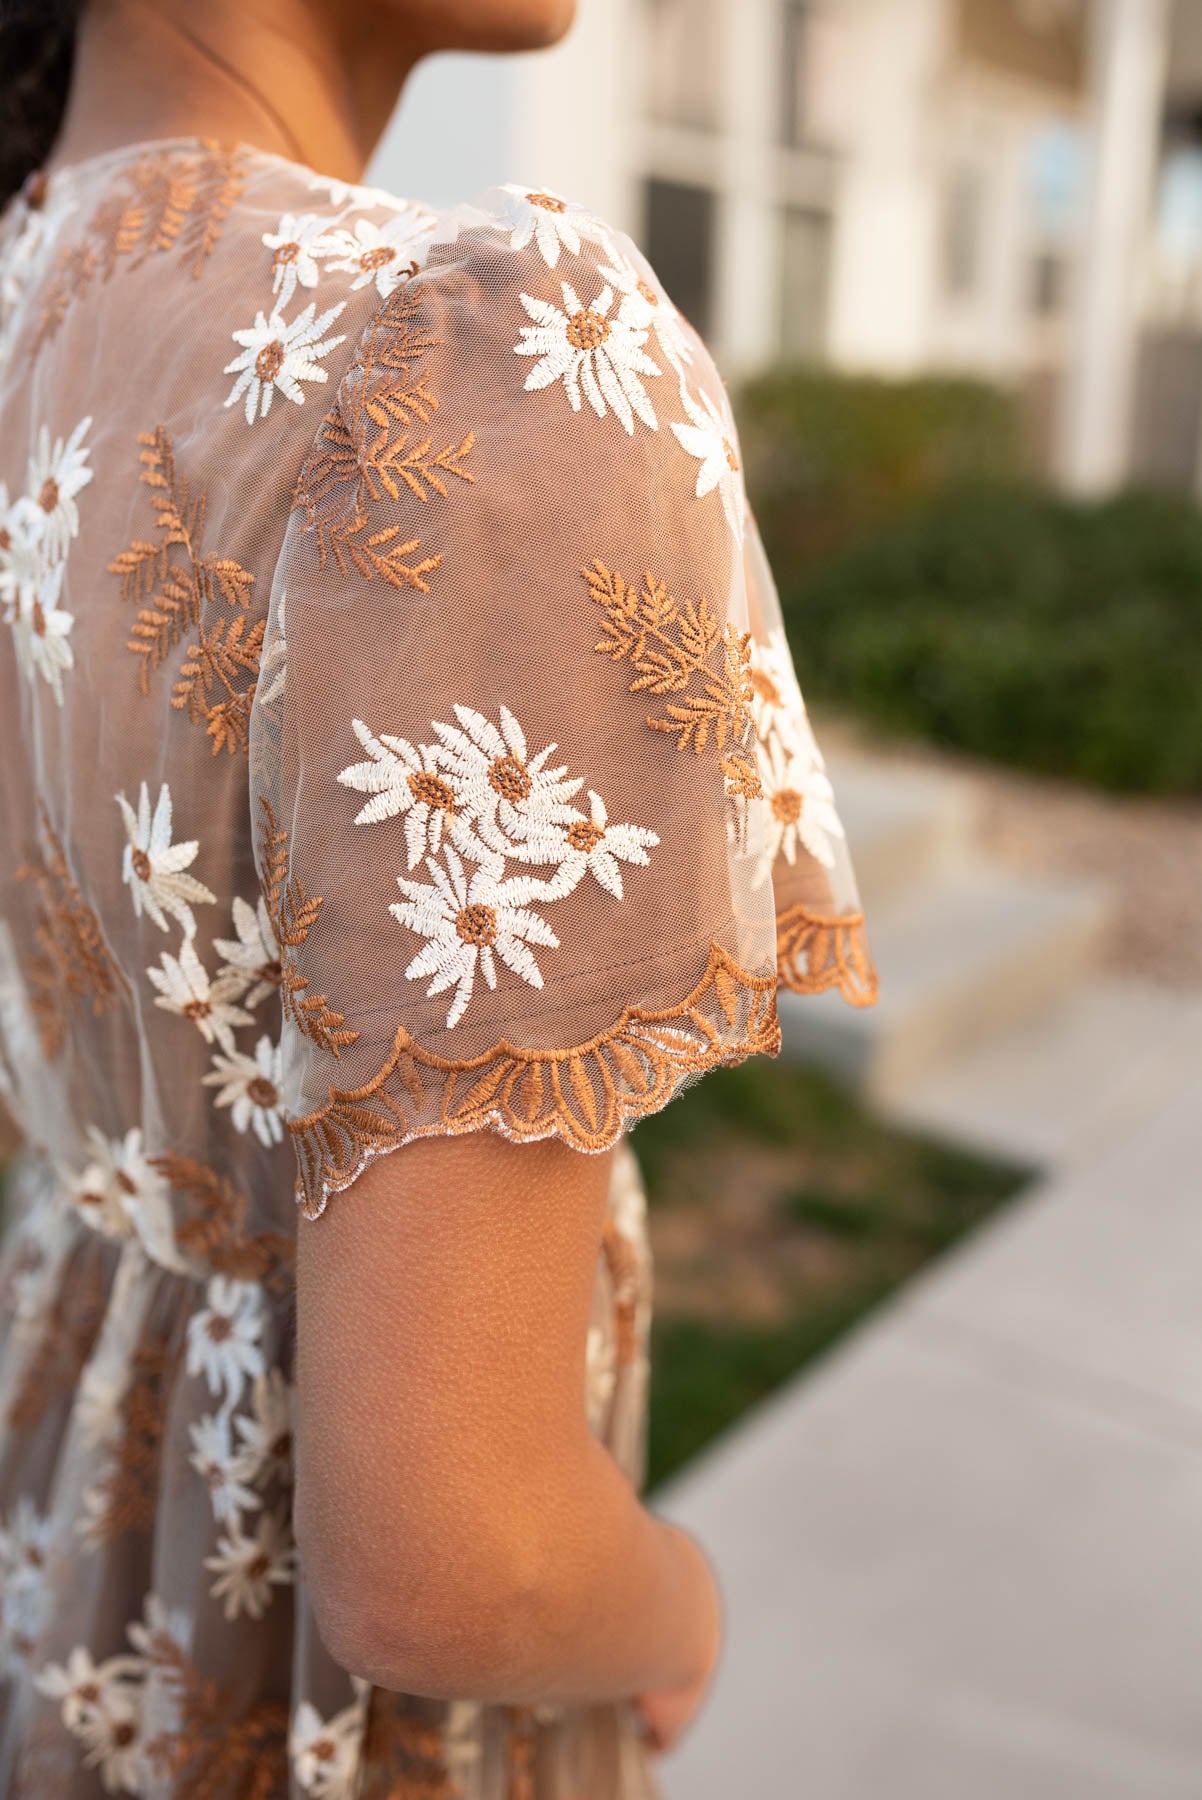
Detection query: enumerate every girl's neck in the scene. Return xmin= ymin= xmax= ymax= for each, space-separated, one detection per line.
xmin=45 ymin=0 xmax=415 ymax=184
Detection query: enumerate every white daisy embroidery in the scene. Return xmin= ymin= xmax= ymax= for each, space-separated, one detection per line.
xmin=224 ymin=300 xmax=348 ymax=425
xmin=116 ymin=781 xmax=216 ymax=936
xmin=233 ymin=1368 xmax=294 ymax=1490
xmin=35 ymin=1646 xmax=142 ymax=1735
xmin=748 ymin=628 xmax=808 ymax=750
xmin=515 ymin=279 xmax=661 ymax=434
xmin=205 ymin=1508 xmax=295 ymax=1621
xmin=7 ymin=557 xmax=74 ymax=703
xmin=214 ymin=896 xmax=281 ymax=1008
xmin=671 ymin=380 xmax=745 ymax=543
xmin=290 ymin=1696 xmax=365 ymax=1798
xmin=68 ymin=1126 xmax=186 ymax=1272
xmin=321 ymin=208 xmax=435 ymax=298
xmin=66 ymin=1126 xmax=139 ymax=1241
xmin=188 ymin=1413 xmax=261 ymax=1526
xmin=597 ymin=252 xmax=693 ymax=372
xmin=515 ymin=789 xmax=659 ymax=902
xmin=0 ymin=486 xmax=43 ymax=616
xmin=186 ymin=1276 xmax=266 ymax=1406
xmin=203 ymin=1035 xmax=285 ymax=1147
xmin=338 ymin=718 xmax=462 ymax=863
xmin=1 ymin=495 xmax=75 ymax=704
xmin=757 ymin=731 xmax=845 ymax=880
xmin=262 ymin=212 xmax=337 ymax=308
xmin=0 ymin=1496 xmax=52 ymax=1674
xmin=74 ymin=1688 xmax=147 ymax=1790
xmin=494 ymin=184 xmax=607 ymax=268
xmin=25 ymin=414 xmax=93 ymax=565
xmin=391 ymin=842 xmax=559 ymax=1030
xmin=428 ymin=704 xmax=582 ymax=850
xmin=147 ymin=936 xmax=252 ymax=1055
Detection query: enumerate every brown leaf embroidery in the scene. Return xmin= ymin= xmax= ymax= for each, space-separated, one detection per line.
xmin=109 ymin=427 xmax=260 ymax=751
xmin=16 ymin=806 xmax=119 ymax=1060
xmin=257 ymin=799 xmax=359 ymax=1059
xmin=7 ymin=1245 xmax=107 ymax=1432
xmin=141 ymin=1624 xmax=288 ymax=1800
xmin=150 ymin=1154 xmax=295 ymax=1288
xmin=295 ymin=286 xmax=474 ymax=591
xmin=86 ymin=1324 xmax=184 ymax=1545
xmin=34 ymin=142 xmax=246 ymax=351
xmin=582 ymin=560 xmax=754 ymax=756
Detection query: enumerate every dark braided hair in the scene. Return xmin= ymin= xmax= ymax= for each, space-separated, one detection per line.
xmin=0 ymin=0 xmax=81 ymax=209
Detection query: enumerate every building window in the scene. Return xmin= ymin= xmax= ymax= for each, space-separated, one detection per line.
xmin=643 ymin=0 xmax=721 ymax=131
xmin=644 ymin=178 xmax=717 ymax=341
xmin=778 ymin=206 xmax=831 ymax=360
xmin=941 ymin=162 xmax=986 ymax=300
xmin=780 ymin=1 xmax=810 ymax=148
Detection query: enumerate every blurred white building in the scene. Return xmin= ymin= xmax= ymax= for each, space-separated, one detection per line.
xmin=371 ymin=0 xmax=1202 ymax=494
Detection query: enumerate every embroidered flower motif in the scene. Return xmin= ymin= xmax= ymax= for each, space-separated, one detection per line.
xmin=428 ymin=704 xmax=583 ymax=851
xmin=189 ymin=1413 xmax=262 ymax=1525
xmin=338 ymin=719 xmax=463 ymax=863
xmin=495 ymin=184 xmax=607 ymax=268
xmin=597 ymin=252 xmax=693 ymax=372
xmin=224 ymin=300 xmax=348 ymax=424
xmin=204 ymin=1506 xmax=295 ymax=1621
xmin=257 ymin=594 xmax=287 ymax=706
xmin=391 ymin=842 xmax=559 ymax=1030
xmin=233 ymin=1368 xmax=295 ymax=1490
xmin=515 ymin=279 xmax=661 ymax=434
xmin=75 ymin=1356 xmax=129 ymax=1451
xmin=203 ymin=1035 xmax=285 ymax=1147
xmin=321 ymin=208 xmax=435 ymax=298
xmin=290 ymin=1696 xmax=365 ymax=1799
xmin=7 ymin=555 xmax=75 ymax=703
xmin=146 ymin=936 xmax=252 ymax=1055
xmin=756 ymin=731 xmax=845 ymax=880
xmin=66 ymin=1126 xmax=139 ymax=1240
xmin=1 ymin=491 xmax=76 ymax=704
xmin=36 ymin=1646 xmax=141 ymax=1735
xmin=214 ymin=896 xmax=282 ymax=1009
xmin=747 ymin=627 xmax=807 ymax=749
xmin=671 ymin=379 xmax=745 ymax=542
xmin=262 ymin=212 xmax=337 ymax=308
xmin=116 ymin=781 xmax=216 ymax=936
xmin=25 ymin=414 xmax=93 ymax=565
xmin=512 ymin=789 xmax=659 ymax=902
xmin=74 ymin=1686 xmax=147 ymax=1790
xmin=0 ymin=1496 xmax=52 ymax=1675
xmin=186 ymin=1275 xmax=266 ymax=1405
xmin=67 ymin=1125 xmax=186 ymax=1272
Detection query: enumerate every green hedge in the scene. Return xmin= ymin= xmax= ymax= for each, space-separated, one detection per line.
xmin=738 ymin=368 xmax=1024 ymax=574
xmin=774 ymin=483 xmax=1202 ymax=795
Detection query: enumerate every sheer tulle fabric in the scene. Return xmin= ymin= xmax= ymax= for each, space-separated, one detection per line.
xmin=0 ymin=140 xmax=873 ymax=1798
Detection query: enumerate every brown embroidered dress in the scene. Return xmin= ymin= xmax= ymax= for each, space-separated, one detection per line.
xmin=0 ymin=139 xmax=876 ymax=1798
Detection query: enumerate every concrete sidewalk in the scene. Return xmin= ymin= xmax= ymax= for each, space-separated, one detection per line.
xmin=657 ymin=1009 xmax=1202 ymax=1799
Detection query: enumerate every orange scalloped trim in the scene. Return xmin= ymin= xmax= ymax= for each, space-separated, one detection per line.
xmin=290 ymin=942 xmax=781 ymax=1217
xmin=777 ymin=903 xmax=878 ymax=1007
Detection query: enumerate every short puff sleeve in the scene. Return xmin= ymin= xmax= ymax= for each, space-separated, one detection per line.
xmin=249 ymin=188 xmax=875 ymax=1216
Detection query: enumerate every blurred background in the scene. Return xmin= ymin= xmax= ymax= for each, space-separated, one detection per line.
xmin=390 ymin=1 xmax=1194 ymax=1792
xmin=367 ymin=3 xmax=1202 ymax=1796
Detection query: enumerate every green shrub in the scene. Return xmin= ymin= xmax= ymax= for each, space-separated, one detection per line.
xmin=775 ymin=483 xmax=1202 ymax=795
xmin=737 ymin=367 xmax=1023 ymax=574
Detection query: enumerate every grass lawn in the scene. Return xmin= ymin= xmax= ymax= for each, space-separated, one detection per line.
xmin=630 ymin=1061 xmax=1028 ymax=1490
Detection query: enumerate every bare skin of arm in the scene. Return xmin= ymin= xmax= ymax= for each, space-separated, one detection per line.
xmin=296 ymin=1132 xmax=721 ymax=1723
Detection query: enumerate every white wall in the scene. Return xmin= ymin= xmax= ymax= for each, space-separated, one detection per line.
xmin=823 ymin=0 xmax=946 ymax=372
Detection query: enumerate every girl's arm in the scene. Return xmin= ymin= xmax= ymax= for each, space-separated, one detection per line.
xmin=294 ymin=1128 xmax=721 ymax=1709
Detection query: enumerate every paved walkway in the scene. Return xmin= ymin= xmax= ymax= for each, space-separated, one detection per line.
xmin=657 ymin=991 xmax=1202 ymax=1799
